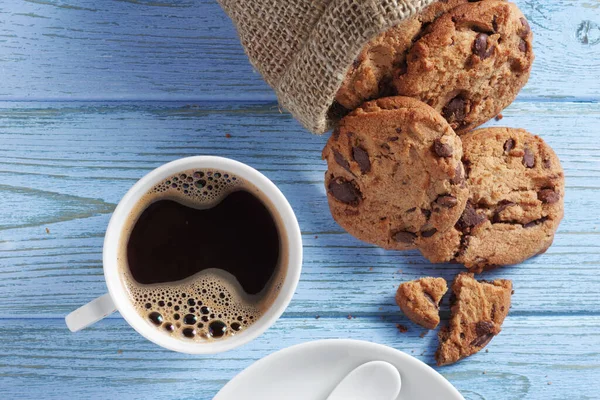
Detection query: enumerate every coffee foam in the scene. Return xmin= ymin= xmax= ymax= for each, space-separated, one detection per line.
xmin=118 ymin=169 xmax=287 ymax=341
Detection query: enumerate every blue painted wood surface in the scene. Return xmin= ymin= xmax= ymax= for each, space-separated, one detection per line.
xmin=0 ymin=1 xmax=599 ymax=399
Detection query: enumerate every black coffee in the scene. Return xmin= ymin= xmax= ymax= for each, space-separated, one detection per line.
xmin=118 ymin=169 xmax=287 ymax=341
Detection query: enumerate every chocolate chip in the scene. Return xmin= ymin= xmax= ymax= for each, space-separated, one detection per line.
xmin=395 ymin=127 xmax=402 ymax=134
xmin=470 ymin=332 xmax=494 ymax=348
xmin=497 ymin=200 xmax=516 ymax=213
xmin=473 ymin=33 xmax=494 ymax=59
xmin=436 ymin=195 xmax=458 ymax=208
xmin=328 ymin=178 xmax=362 ymax=206
xmin=476 ymin=321 xmax=495 ymax=336
xmin=451 ymin=163 xmax=465 ymax=186
xmin=523 ymin=147 xmax=535 ymax=168
xmin=543 ymin=159 xmax=552 ymax=169
xmin=492 ymin=15 xmax=499 ymax=32
xmin=455 ymin=234 xmax=471 ymax=258
xmin=538 ymin=189 xmax=560 ymax=204
xmin=332 ymin=127 xmax=340 ymax=140
xmin=519 ymin=38 xmax=528 ymax=52
xmin=389 ymin=136 xmax=399 ymax=141
xmin=406 ymin=207 xmax=417 ymax=213
xmin=442 ymin=96 xmax=467 ymax=123
xmin=493 ymin=200 xmax=516 ymax=222
xmin=421 ymin=209 xmax=432 ymax=219
xmin=352 ymin=58 xmax=361 ymax=68
xmin=433 ymin=139 xmax=453 ymax=157
xmin=491 ymin=304 xmax=497 ymax=320
xmin=470 ymin=321 xmax=496 ymax=347
xmin=523 ymin=217 xmax=548 ymax=229
xmin=519 ymin=17 xmax=531 ymax=37
xmin=333 ymin=150 xmax=351 ymax=172
xmin=392 ymin=231 xmax=417 ymax=244
xmin=458 ymin=202 xmax=486 ymax=230
xmin=503 ymin=138 xmax=515 ymax=152
xmin=424 ymin=292 xmax=439 ymax=309
xmin=352 ymin=146 xmax=371 ymax=174
xmin=421 ymin=228 xmax=437 ymax=238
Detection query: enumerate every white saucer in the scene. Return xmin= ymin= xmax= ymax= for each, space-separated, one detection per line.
xmin=214 ymin=339 xmax=464 ymax=400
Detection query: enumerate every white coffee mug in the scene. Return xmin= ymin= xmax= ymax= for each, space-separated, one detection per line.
xmin=65 ymin=156 xmax=302 ymax=354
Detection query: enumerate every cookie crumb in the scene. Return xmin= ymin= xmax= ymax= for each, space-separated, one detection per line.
xmin=495 ymin=113 xmax=504 ymax=121
xmin=347 ymin=314 xmax=353 ymax=320
xmin=225 ymin=133 xmax=232 ymax=138
xmin=482 ymin=371 xmax=486 ymax=375
xmin=314 ymin=235 xmax=318 ymax=239
xmin=315 ymin=315 xmax=320 ymax=319
xmin=45 ymin=228 xmax=50 ymax=234
xmin=547 ymin=382 xmax=552 ymax=385
xmin=117 ymin=350 xmax=123 ymax=355
xmin=485 ymin=349 xmax=489 ymax=353
xmin=396 ymin=324 xmax=408 ymax=333
xmin=396 ymin=277 xmax=447 ymax=329
xmin=419 ymin=331 xmax=427 ymax=338
xmin=369 ymin=267 xmax=373 ymax=271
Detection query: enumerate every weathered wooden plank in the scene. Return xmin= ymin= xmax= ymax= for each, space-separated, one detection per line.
xmin=0 ymin=101 xmax=598 ymax=316
xmin=0 ymin=316 xmax=597 ymax=399
xmin=0 ymin=1 xmax=598 ymax=101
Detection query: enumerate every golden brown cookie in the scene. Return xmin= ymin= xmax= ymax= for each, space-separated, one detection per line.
xmin=435 ymin=272 xmax=512 ymax=366
xmin=393 ymin=1 xmax=533 ymax=134
xmin=417 ymin=127 xmax=565 ymax=272
xmin=395 ymin=277 xmax=447 ymax=329
xmin=322 ymin=96 xmax=468 ymax=250
xmin=334 ymin=0 xmax=484 ymax=111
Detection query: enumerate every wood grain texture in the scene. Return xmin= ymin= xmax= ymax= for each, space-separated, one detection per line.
xmin=0 ymin=101 xmax=599 ymax=318
xmin=0 ymin=317 xmax=598 ymax=400
xmin=0 ymin=0 xmax=598 ymax=101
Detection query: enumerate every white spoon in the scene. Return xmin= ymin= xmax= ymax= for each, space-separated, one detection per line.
xmin=326 ymin=361 xmax=401 ymax=400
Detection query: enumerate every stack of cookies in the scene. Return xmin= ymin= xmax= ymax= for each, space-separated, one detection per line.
xmin=322 ymin=0 xmax=565 ymax=365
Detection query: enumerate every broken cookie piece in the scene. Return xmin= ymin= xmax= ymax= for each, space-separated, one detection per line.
xmin=395 ymin=277 xmax=448 ymax=329
xmin=435 ymin=273 xmax=512 ymax=366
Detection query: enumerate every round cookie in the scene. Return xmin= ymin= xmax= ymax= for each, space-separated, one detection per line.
xmin=334 ymin=0 xmax=487 ymax=111
xmin=417 ymin=127 xmax=565 ymax=272
xmin=322 ymin=96 xmax=468 ymax=250
xmin=393 ymin=1 xmax=534 ymax=134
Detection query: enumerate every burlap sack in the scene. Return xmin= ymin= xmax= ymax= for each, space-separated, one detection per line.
xmin=217 ymin=0 xmax=436 ymax=134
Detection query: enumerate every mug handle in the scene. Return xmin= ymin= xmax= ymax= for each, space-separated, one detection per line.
xmin=65 ymin=293 xmax=117 ymax=332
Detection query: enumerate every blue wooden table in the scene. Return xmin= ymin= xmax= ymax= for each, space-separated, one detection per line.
xmin=0 ymin=1 xmax=599 ymax=399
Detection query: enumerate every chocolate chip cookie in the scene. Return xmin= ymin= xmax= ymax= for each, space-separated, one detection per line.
xmin=418 ymin=127 xmax=564 ymax=272
xmin=436 ymin=272 xmax=512 ymax=366
xmin=335 ymin=0 xmax=487 ymax=111
xmin=394 ymin=1 xmax=533 ymax=134
xmin=396 ymin=277 xmax=447 ymax=329
xmin=322 ymin=96 xmax=468 ymax=250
